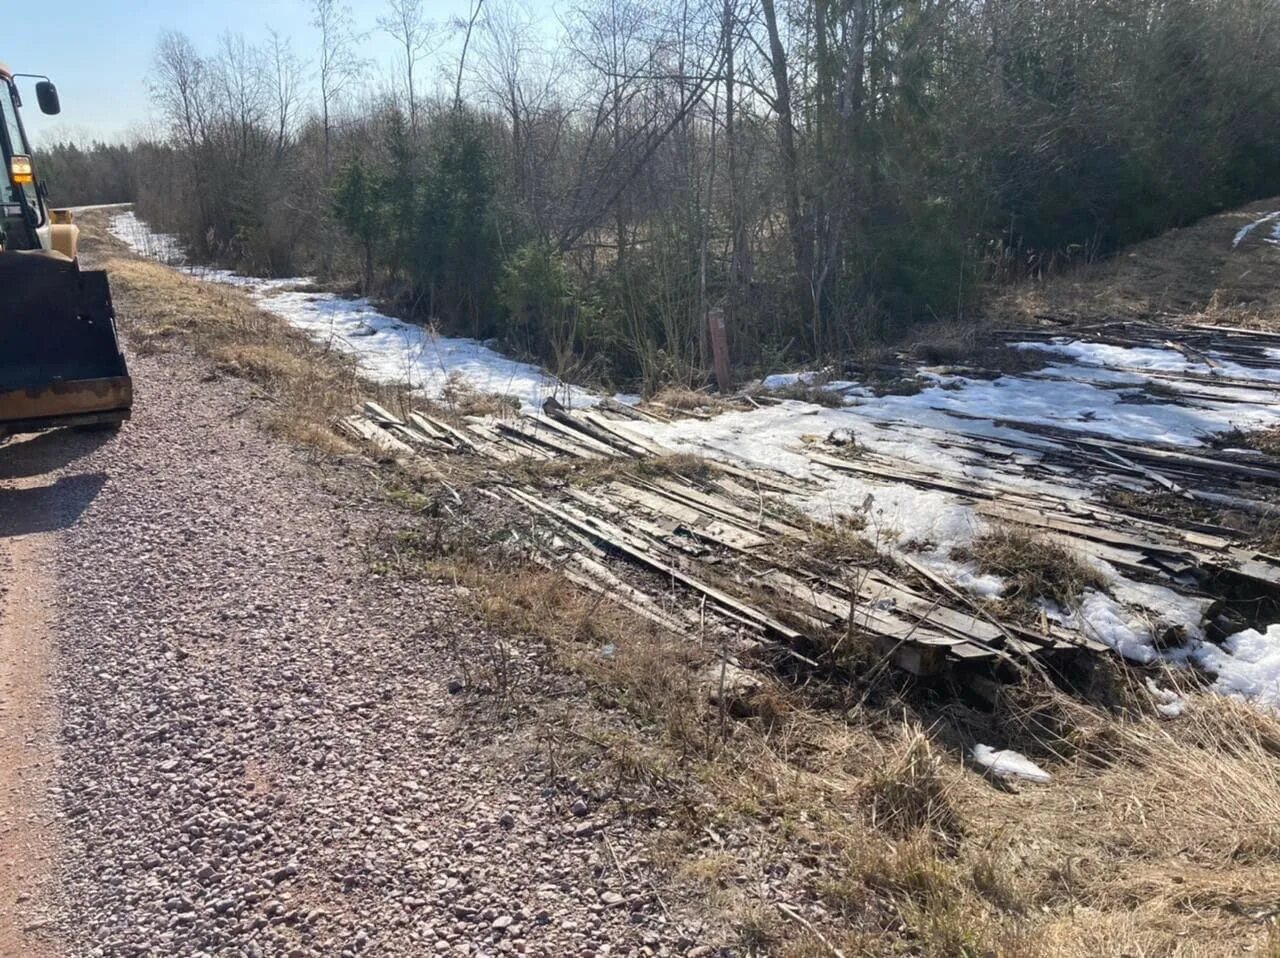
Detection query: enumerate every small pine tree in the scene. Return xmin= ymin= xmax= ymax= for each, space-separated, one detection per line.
xmin=332 ymin=158 xmax=382 ymax=293
xmin=380 ymin=108 xmax=419 ymax=282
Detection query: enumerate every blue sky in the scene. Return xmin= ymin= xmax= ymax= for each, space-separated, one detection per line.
xmin=19 ymin=0 xmax=503 ymax=143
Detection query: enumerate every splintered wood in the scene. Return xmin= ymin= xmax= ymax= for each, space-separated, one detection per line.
xmin=340 ymin=334 xmax=1280 ymax=682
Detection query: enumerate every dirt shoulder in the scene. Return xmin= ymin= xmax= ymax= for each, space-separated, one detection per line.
xmin=0 ymin=443 xmax=71 ymax=958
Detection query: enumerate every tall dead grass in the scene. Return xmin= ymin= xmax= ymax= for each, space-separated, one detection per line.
xmin=86 ymin=235 xmax=414 ymax=455
xmin=420 ymin=541 xmax=1280 ymax=956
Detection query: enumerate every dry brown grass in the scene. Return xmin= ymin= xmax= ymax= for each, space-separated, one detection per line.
xmin=76 ymin=213 xmax=424 ymax=456
xmin=1106 ymin=486 xmax=1280 ymax=555
xmin=988 ymin=197 xmax=1280 ymax=332
xmin=373 ymin=463 xmax=1280 ymax=955
xmin=762 ymin=383 xmax=848 ymax=408
xmin=961 ymin=525 xmax=1106 ymax=620
xmin=519 ymin=451 xmax=715 ymax=488
xmin=396 ymin=531 xmax=1280 ymax=956
xmin=1214 ymin=425 xmax=1280 ymax=458
xmin=650 ymin=384 xmax=726 ymax=414
xmin=438 ymin=371 xmax=521 ymax=418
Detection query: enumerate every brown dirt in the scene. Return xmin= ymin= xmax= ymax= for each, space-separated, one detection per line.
xmin=0 ymin=454 xmax=65 ymax=958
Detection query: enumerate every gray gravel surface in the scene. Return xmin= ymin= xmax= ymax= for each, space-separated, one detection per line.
xmin=8 ymin=340 xmax=710 ymax=956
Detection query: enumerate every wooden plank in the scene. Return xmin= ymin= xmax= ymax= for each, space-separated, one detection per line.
xmin=597 ymin=397 xmax=670 ymax=423
xmin=412 ymin=411 xmax=481 ymax=452
xmin=805 ymin=451 xmax=995 ymax=502
xmin=578 ymin=411 xmax=673 ymax=458
xmin=363 ymin=400 xmax=405 ymax=425
xmin=523 ymin=412 xmax=624 ymax=457
xmin=709 ymin=465 xmax=816 ymax=497
xmin=569 ymin=552 xmax=696 ymax=627
xmin=976 ymin=501 xmax=1197 ymax=555
xmin=544 ymin=404 xmax=652 ymax=457
xmin=505 ymin=487 xmax=808 ymax=645
xmin=605 ymin=482 xmax=773 ymax=551
xmin=872 ymin=636 xmax=950 ymax=677
xmin=339 ymin=415 xmax=414 ymax=457
xmin=462 ymin=419 xmax=547 ymax=462
xmin=407 ymin=412 xmax=449 ymax=441
xmin=643 ymin=477 xmax=803 ymax=537
xmin=757 ymin=568 xmax=965 ymax=648
xmin=497 ymin=419 xmax=609 ymax=460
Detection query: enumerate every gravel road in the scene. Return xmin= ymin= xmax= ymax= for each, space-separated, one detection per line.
xmin=0 ymin=333 xmax=703 ymax=955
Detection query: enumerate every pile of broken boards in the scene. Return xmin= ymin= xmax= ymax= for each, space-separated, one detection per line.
xmin=339 ymin=385 xmax=1279 ymax=687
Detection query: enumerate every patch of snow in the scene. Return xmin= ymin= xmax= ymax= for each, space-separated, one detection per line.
xmin=1195 ymin=625 xmax=1280 ymax=710
xmin=110 ymin=210 xmax=186 ymax=265
xmin=761 ymin=371 xmax=821 ymax=389
xmin=256 ymin=290 xmax=596 ymax=410
xmin=1067 ymin=591 xmax=1164 ymax=664
xmin=1145 ymin=678 xmax=1187 ymax=718
xmin=971 ymin=745 xmax=1052 ymax=783
xmin=1107 ymin=574 xmax=1210 ymax=644
xmin=912 ymin=551 xmax=1006 ymax=598
xmin=1233 ymin=211 xmax=1280 ymax=248
xmin=1019 ymin=339 xmax=1280 ymax=385
xmin=622 ymin=405 xmax=992 ymax=547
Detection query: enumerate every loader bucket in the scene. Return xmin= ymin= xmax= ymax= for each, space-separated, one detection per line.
xmin=0 ymin=252 xmax=131 ymax=435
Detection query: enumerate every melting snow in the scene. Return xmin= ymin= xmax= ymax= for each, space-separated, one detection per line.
xmin=1233 ymin=211 xmax=1280 ymax=248
xmin=1146 ymin=679 xmax=1187 ymax=718
xmin=971 ymin=745 xmax=1052 ymax=783
xmin=1019 ymin=339 xmax=1280 ymax=385
xmin=1195 ymin=625 xmax=1280 ymax=711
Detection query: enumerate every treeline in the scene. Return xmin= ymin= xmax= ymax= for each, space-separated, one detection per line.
xmin=50 ymin=0 xmax=1280 ymax=390
xmin=38 ymin=142 xmax=139 ymax=207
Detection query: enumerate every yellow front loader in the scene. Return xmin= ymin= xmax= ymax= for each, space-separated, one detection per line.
xmin=0 ymin=63 xmax=131 ymax=436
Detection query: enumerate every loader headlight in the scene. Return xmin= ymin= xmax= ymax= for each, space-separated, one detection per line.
xmin=10 ymin=155 xmax=33 ymax=185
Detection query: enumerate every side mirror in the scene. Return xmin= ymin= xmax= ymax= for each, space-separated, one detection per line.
xmin=35 ymin=81 xmax=60 ymax=116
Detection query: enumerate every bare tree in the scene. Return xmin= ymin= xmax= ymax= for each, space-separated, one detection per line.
xmin=266 ymin=29 xmax=306 ymax=157
xmin=759 ymin=0 xmax=813 ymax=334
xmin=311 ymin=0 xmax=365 ymax=178
xmin=151 ymin=31 xmax=209 ymax=153
xmin=378 ymin=0 xmax=437 ymax=134
xmin=454 ymin=0 xmax=487 ymax=112
xmin=211 ymin=33 xmax=269 ymax=164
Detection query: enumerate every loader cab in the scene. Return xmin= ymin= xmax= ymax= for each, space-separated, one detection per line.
xmin=0 ymin=70 xmax=46 ymax=251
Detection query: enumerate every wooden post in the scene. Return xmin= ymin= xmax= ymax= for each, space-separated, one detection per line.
xmin=708 ymin=306 xmax=732 ymax=393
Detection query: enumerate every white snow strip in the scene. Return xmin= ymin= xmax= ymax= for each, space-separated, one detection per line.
xmin=971 ymin=745 xmax=1052 ymax=783
xmin=108 ymin=211 xmax=593 ymax=411
xmin=67 ymin=202 xmax=132 ymax=213
xmin=255 ymin=290 xmax=596 ymax=410
xmin=1233 ymin=211 xmax=1280 ymax=248
xmin=761 ymin=371 xmax=821 ymax=389
xmin=1019 ymin=339 xmax=1280 ymax=385
xmin=1195 ymin=625 xmax=1280 ymax=711
xmin=1071 ymin=591 xmax=1165 ymax=664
